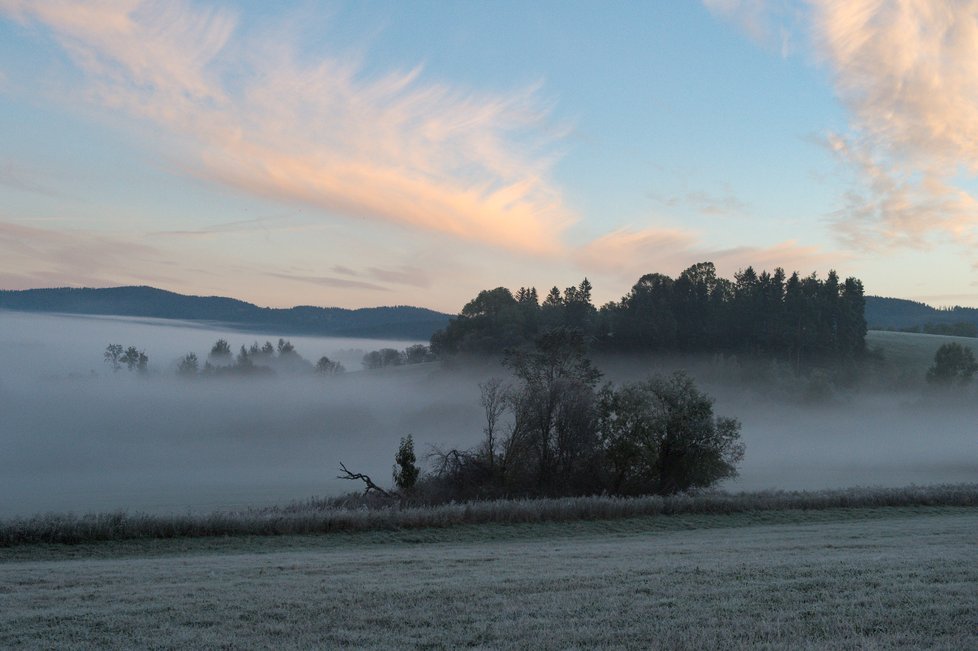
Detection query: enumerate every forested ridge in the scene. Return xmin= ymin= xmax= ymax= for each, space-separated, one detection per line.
xmin=432 ymin=262 xmax=867 ymax=363
xmin=0 ymin=286 xmax=450 ymax=339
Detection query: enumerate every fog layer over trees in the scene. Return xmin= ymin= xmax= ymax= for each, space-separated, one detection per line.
xmin=0 ymin=311 xmax=974 ymax=517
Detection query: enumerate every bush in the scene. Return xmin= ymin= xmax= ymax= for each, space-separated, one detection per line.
xmin=598 ymin=372 xmax=744 ymax=495
xmin=926 ymin=342 xmax=978 ymax=386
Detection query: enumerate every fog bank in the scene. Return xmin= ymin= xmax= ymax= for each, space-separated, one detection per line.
xmin=0 ymin=311 xmax=975 ymax=517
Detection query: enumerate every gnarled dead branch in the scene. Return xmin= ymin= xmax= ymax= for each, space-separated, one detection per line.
xmin=338 ymin=462 xmax=395 ymax=498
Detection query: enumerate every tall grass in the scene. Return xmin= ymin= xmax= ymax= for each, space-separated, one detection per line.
xmin=2 ymin=484 xmax=976 ymax=547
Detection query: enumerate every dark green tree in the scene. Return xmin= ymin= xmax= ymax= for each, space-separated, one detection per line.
xmin=393 ymin=435 xmax=421 ymax=493
xmin=926 ymin=343 xmax=978 ymax=386
xmin=598 ymin=372 xmax=744 ymax=495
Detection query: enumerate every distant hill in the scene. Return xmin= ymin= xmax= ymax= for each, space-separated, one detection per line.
xmin=0 ymin=286 xmax=452 ymax=340
xmin=866 ymin=295 xmax=978 ymax=334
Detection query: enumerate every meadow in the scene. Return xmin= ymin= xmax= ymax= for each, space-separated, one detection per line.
xmin=1 ymin=505 xmax=975 ymax=649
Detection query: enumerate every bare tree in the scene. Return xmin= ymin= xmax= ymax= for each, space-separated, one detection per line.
xmin=479 ymin=378 xmax=508 ymax=468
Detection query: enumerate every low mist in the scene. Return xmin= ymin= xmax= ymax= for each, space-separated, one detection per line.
xmin=0 ymin=311 xmax=974 ymax=517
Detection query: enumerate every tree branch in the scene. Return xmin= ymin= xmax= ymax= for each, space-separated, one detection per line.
xmin=337 ymin=462 xmax=394 ymax=498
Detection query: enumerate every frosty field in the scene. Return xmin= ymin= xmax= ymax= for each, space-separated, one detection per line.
xmin=1 ymin=506 xmax=975 ymax=649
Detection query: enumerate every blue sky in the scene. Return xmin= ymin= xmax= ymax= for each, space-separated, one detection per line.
xmin=2 ymin=1 xmax=978 ymax=311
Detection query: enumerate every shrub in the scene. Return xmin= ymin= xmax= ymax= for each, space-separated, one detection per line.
xmin=926 ymin=342 xmax=978 ymax=386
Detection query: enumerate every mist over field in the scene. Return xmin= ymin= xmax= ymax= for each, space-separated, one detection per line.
xmin=1 ymin=311 xmax=975 ymax=518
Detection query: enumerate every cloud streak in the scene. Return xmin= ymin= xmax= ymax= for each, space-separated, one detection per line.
xmin=2 ymin=0 xmax=570 ymax=254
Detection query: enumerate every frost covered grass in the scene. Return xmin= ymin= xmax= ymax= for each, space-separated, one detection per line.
xmin=1 ymin=509 xmax=974 ymax=649
xmin=2 ymin=483 xmax=976 ymax=547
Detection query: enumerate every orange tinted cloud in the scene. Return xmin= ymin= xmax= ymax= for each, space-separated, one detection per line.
xmin=814 ymin=0 xmax=978 ymax=249
xmin=3 ymin=0 xmax=571 ymax=254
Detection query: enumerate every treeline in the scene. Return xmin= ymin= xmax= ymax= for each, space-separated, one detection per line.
xmin=431 ymin=262 xmax=867 ymax=363
xmin=169 ymin=339 xmax=434 ymax=378
xmin=362 ymin=344 xmax=435 ymax=369
xmin=177 ymin=338 xmax=322 ymax=377
xmin=899 ymin=322 xmax=978 ymax=338
xmin=102 ymin=338 xmax=433 ymax=378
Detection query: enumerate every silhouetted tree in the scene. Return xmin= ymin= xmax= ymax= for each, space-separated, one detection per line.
xmin=177 ymin=353 xmax=199 ymax=377
xmin=403 ymin=344 xmax=433 ymax=364
xmin=120 ymin=346 xmax=148 ymax=373
xmin=315 ymin=356 xmax=345 ymax=375
xmin=209 ymin=339 xmax=232 ymax=364
xmin=104 ymin=343 xmax=123 ymax=372
xmin=428 ymin=263 xmax=867 ymax=363
xmin=362 ymin=348 xmax=404 ymax=369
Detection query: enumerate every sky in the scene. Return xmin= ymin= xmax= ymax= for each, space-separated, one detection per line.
xmin=2 ymin=0 xmax=978 ymax=312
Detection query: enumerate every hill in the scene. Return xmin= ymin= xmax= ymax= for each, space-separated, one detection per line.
xmin=0 ymin=286 xmax=451 ymax=340
xmin=866 ymin=296 xmax=978 ymax=334
xmin=866 ymin=329 xmax=978 ymax=370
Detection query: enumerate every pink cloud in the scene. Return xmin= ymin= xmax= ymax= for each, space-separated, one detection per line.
xmin=814 ymin=0 xmax=978 ymax=250
xmin=2 ymin=0 xmax=570 ymax=255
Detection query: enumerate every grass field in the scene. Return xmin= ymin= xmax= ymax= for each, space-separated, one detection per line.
xmin=866 ymin=329 xmax=978 ymax=370
xmin=1 ymin=505 xmax=975 ymax=649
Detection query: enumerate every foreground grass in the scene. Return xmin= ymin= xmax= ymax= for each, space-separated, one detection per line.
xmin=1 ymin=508 xmax=974 ymax=649
xmin=3 ymin=483 xmax=977 ymax=548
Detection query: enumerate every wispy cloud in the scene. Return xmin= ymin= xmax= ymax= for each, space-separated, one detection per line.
xmin=812 ymin=0 xmax=978 ymax=250
xmin=365 ymin=266 xmax=431 ymax=289
xmin=709 ymin=0 xmax=978 ymax=252
xmin=0 ymin=161 xmax=65 ymax=198
xmin=0 ymin=220 xmax=172 ymax=288
xmin=576 ymin=226 xmax=837 ymax=285
xmin=151 ymin=216 xmax=299 ymax=239
xmin=2 ymin=0 xmax=571 ymax=254
xmin=266 ymin=272 xmax=389 ymax=293
xmin=648 ymin=185 xmax=749 ymax=216
xmin=702 ymin=0 xmax=799 ymax=57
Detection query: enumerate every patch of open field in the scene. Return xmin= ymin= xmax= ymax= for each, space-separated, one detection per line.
xmin=866 ymin=329 xmax=978 ymax=370
xmin=2 ymin=507 xmax=975 ymax=649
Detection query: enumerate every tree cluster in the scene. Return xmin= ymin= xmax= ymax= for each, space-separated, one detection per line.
xmin=901 ymin=322 xmax=978 ymax=338
xmin=177 ymin=338 xmax=342 ymax=378
xmin=104 ymin=344 xmax=148 ymax=373
xmin=362 ymin=344 xmax=434 ymax=370
xmin=430 ymin=262 xmax=867 ymax=365
xmin=420 ymin=330 xmax=743 ymax=501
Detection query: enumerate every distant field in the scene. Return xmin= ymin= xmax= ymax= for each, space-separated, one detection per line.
xmin=866 ymin=329 xmax=978 ymax=369
xmin=1 ymin=506 xmax=975 ymax=649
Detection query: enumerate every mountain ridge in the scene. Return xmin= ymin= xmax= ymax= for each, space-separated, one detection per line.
xmin=0 ymin=286 xmax=452 ymax=340
xmin=865 ymin=295 xmax=978 ymax=331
